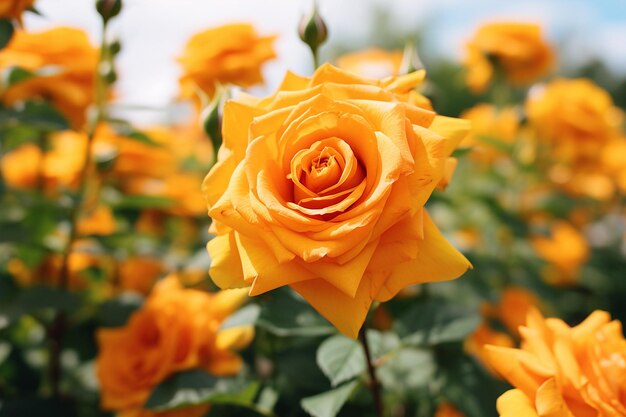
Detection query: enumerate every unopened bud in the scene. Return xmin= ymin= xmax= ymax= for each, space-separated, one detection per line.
xmin=298 ymin=2 xmax=328 ymax=53
xmin=96 ymin=0 xmax=122 ymax=24
xmin=399 ymin=41 xmax=423 ymax=74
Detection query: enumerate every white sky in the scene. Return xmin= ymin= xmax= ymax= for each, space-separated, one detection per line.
xmin=23 ymin=0 xmax=626 ymax=124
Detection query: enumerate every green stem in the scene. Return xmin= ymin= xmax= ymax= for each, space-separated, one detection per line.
xmin=49 ymin=18 xmax=111 ymax=398
xmin=310 ymin=46 xmax=319 ymax=70
xmin=359 ymin=325 xmax=383 ymax=417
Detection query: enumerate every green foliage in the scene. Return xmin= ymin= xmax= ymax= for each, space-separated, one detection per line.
xmin=394 ymin=299 xmax=481 ymax=347
xmin=300 ymin=380 xmax=360 ymax=417
xmin=145 ymin=370 xmax=263 ymax=413
xmin=0 ymin=19 xmax=13 ymax=49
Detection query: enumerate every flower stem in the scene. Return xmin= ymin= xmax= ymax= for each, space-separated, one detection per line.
xmin=48 ymin=17 xmax=110 ymax=398
xmin=359 ymin=326 xmax=383 ymax=417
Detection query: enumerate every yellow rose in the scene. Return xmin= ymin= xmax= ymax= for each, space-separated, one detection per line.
xmin=203 ymin=64 xmax=471 ymax=338
xmin=1 ymin=131 xmax=87 ymax=191
xmin=336 ymin=48 xmax=403 ymax=79
xmin=0 ymin=0 xmax=33 ymax=23
xmin=0 ymin=27 xmax=98 ymax=128
xmin=531 ymin=221 xmax=589 ymax=286
xmin=464 ymin=22 xmax=553 ymax=93
xmin=486 ymin=309 xmax=626 ymax=417
xmin=96 ymin=275 xmax=252 ymax=414
xmin=526 ymin=78 xmax=623 ymax=165
xmin=178 ymin=23 xmax=276 ymax=101
xmin=460 ymin=104 xmax=519 ymax=164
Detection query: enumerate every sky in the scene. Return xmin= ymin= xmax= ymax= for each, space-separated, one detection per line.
xmin=22 ymin=0 xmax=626 ymax=124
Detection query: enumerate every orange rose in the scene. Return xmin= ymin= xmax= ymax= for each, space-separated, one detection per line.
xmin=526 ymin=78 xmax=623 ymax=166
xmin=96 ymin=275 xmax=252 ymax=414
xmin=78 ymin=205 xmax=116 ymax=236
xmin=460 ymin=104 xmax=519 ymax=164
xmin=464 ymin=22 xmax=553 ymax=93
xmin=8 ymin=240 xmax=111 ymax=290
xmin=123 ymin=173 xmax=206 ymax=216
xmin=0 ymin=27 xmax=98 ymax=128
xmin=465 ymin=322 xmax=514 ymax=374
xmin=336 ymin=48 xmax=403 ymax=79
xmin=178 ymin=23 xmax=276 ymax=101
xmin=116 ymin=257 xmax=164 ymax=295
xmin=486 ymin=309 xmax=626 ymax=417
xmin=0 ymin=0 xmax=34 ymax=23
xmin=532 ymin=221 xmax=589 ymax=286
xmin=203 ymin=64 xmax=471 ymax=338
xmin=1 ymin=131 xmax=87 ymax=191
xmin=434 ymin=402 xmax=466 ymax=417
xmin=118 ymin=405 xmax=209 ymax=417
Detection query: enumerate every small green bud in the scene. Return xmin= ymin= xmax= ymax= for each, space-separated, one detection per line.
xmin=94 ymin=147 xmax=118 ymax=172
xmin=298 ymin=2 xmax=328 ymax=53
xmin=109 ymin=39 xmax=122 ymax=56
xmin=96 ymin=0 xmax=122 ymax=24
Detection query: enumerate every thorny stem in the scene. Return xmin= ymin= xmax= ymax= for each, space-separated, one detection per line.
xmin=49 ymin=18 xmax=111 ymax=398
xmin=359 ymin=325 xmax=383 ymax=417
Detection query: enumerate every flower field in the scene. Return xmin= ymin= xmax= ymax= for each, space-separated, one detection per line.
xmin=1 ymin=1 xmax=625 ymax=417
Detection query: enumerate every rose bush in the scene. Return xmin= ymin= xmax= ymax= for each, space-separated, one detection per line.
xmin=204 ymin=63 xmax=472 ymax=337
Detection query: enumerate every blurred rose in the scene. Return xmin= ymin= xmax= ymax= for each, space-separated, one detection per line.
xmin=97 ymin=275 xmax=252 ymax=414
xmin=465 ymin=322 xmax=514 ymax=375
xmin=532 ymin=221 xmax=589 ymax=286
xmin=1 ymin=130 xmax=87 ymax=191
xmin=178 ymin=23 xmax=276 ymax=102
xmin=336 ymin=48 xmax=403 ymax=79
xmin=0 ymin=0 xmax=34 ymax=23
xmin=78 ymin=205 xmax=116 ymax=236
xmin=526 ymin=78 xmax=623 ymax=166
xmin=204 ymin=63 xmax=471 ymax=338
xmin=434 ymin=402 xmax=466 ymax=417
xmin=117 ymin=257 xmax=164 ymax=295
xmin=118 ymin=405 xmax=209 ymax=417
xmin=460 ymin=104 xmax=519 ymax=164
xmin=487 ymin=309 xmax=626 ymax=417
xmin=464 ymin=22 xmax=553 ymax=93
xmin=0 ymin=27 xmax=98 ymax=128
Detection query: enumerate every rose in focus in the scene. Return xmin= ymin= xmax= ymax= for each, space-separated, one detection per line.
xmin=486 ymin=309 xmax=626 ymax=417
xmin=204 ymin=64 xmax=471 ymax=338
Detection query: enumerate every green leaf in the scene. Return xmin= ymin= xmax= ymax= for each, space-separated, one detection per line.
xmin=97 ymin=293 xmax=143 ymax=327
xmin=109 ymin=120 xmax=160 ymax=146
xmin=317 ymin=334 xmax=364 ymax=386
xmin=0 ymin=19 xmax=13 ymax=50
xmin=5 ymin=67 xmax=35 ymax=86
xmin=300 ymin=380 xmax=360 ymax=417
xmin=0 ymin=101 xmax=70 ymax=131
xmin=316 ymin=331 xmax=383 ymax=387
xmin=378 ymin=348 xmax=435 ymax=394
xmin=145 ymin=370 xmax=259 ymax=411
xmin=114 ymin=194 xmax=175 ymax=209
xmin=256 ymin=288 xmax=334 ymax=337
xmin=0 ymin=286 xmax=81 ymax=323
xmin=221 ymin=303 xmax=261 ymax=330
xmin=394 ymin=299 xmax=480 ymax=346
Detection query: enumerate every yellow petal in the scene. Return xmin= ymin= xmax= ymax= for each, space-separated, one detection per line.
xmin=535 ymin=378 xmax=575 ymax=417
xmin=216 ymin=325 xmax=255 ymax=351
xmin=375 ymin=210 xmax=471 ymax=302
xmin=291 ymin=271 xmax=386 ymax=339
xmin=497 ymin=389 xmax=540 ymax=417
xmin=207 ymin=233 xmax=246 ymax=289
